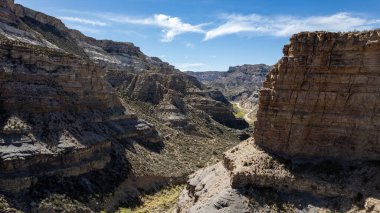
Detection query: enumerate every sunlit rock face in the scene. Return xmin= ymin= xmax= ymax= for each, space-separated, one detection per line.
xmin=255 ymin=31 xmax=380 ymax=161
xmin=177 ymin=31 xmax=380 ymax=213
xmin=0 ymin=1 xmax=161 ymax=193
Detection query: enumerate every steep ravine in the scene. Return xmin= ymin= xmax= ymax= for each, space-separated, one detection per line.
xmin=187 ymin=64 xmax=271 ymax=121
xmin=0 ymin=1 xmax=248 ymax=212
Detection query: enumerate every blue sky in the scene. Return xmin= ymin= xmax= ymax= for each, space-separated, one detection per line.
xmin=16 ymin=0 xmax=380 ymax=71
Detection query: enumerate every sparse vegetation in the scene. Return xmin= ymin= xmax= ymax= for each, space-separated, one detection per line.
xmin=120 ymin=97 xmax=240 ymax=178
xmin=38 ymin=194 xmax=92 ymax=212
xmin=117 ymin=185 xmax=184 ymax=213
xmin=233 ymin=103 xmax=245 ymax=119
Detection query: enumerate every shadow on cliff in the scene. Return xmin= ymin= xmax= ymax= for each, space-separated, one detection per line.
xmin=25 ymin=142 xmax=142 ymax=212
xmin=238 ymin=186 xmax=357 ymax=212
xmin=248 ymin=145 xmax=380 ymax=211
xmin=0 ymin=111 xmax=164 ymax=211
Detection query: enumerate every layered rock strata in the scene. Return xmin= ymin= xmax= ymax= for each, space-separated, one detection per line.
xmin=96 ymin=46 xmax=249 ymax=130
xmin=0 ymin=2 xmax=160 ymax=193
xmin=178 ymin=139 xmax=380 ymax=212
xmin=0 ymin=3 xmax=245 ymax=209
xmin=68 ymin=28 xmax=248 ymax=130
xmin=178 ymin=30 xmax=380 ymax=212
xmin=187 ymin=64 xmax=271 ymax=121
xmin=255 ymin=31 xmax=380 ymax=161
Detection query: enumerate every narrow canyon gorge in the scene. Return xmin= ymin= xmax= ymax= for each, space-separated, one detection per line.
xmin=177 ymin=31 xmax=380 ymax=212
xmin=0 ymin=0 xmax=379 ymax=212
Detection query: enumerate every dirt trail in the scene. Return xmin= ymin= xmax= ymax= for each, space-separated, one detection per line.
xmin=233 ymin=102 xmax=256 ymax=124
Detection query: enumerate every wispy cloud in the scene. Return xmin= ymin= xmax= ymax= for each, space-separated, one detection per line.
xmin=175 ymin=62 xmax=205 ymax=71
xmin=101 ymin=14 xmax=205 ymax=42
xmin=204 ymin=12 xmax=380 ymax=40
xmin=57 ymin=10 xmax=380 ymax=42
xmin=60 ymin=16 xmax=107 ymax=26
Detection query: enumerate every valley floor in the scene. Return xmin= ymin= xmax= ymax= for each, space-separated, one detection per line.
xmin=232 ymin=102 xmax=256 ymax=124
xmin=116 ymin=185 xmax=184 ymax=213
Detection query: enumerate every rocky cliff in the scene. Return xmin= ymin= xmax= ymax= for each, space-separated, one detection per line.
xmin=0 ymin=2 xmax=161 ymax=194
xmin=187 ymin=64 xmax=270 ymax=103
xmin=68 ymin=26 xmax=248 ymax=130
xmin=0 ymin=1 xmax=248 ymax=211
xmin=177 ymin=31 xmax=380 ymax=212
xmin=187 ymin=64 xmax=271 ymax=120
xmin=255 ymin=31 xmax=380 ymax=161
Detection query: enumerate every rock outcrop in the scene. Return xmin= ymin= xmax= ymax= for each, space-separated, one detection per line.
xmin=89 ymin=41 xmax=248 ymax=130
xmin=178 ymin=139 xmax=380 ymax=212
xmin=177 ymin=30 xmax=380 ymax=212
xmin=0 ymin=1 xmax=247 ymax=211
xmin=0 ymin=1 xmax=161 ymax=193
xmin=255 ymin=31 xmax=380 ymax=161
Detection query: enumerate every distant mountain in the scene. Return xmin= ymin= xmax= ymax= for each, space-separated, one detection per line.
xmin=186 ymin=64 xmax=272 ymax=119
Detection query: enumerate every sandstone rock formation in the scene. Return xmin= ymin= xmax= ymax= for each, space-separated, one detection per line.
xmin=255 ymin=31 xmax=380 ymax=161
xmin=0 ymin=0 xmax=161 ymax=194
xmin=187 ymin=64 xmax=271 ymax=121
xmin=0 ymin=1 xmax=248 ymax=211
xmin=178 ymin=139 xmax=380 ymax=212
xmin=177 ymin=30 xmax=380 ymax=212
xmin=66 ymin=27 xmax=248 ymax=131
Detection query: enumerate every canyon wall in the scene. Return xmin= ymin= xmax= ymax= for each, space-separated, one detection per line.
xmin=255 ymin=31 xmax=380 ymax=161
xmin=0 ymin=0 xmax=244 ymax=203
xmin=177 ymin=30 xmax=380 ymax=213
xmin=187 ymin=64 xmax=271 ymax=120
xmin=0 ymin=1 xmax=161 ymax=193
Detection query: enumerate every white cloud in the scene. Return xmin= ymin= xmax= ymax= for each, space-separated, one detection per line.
xmin=204 ymin=12 xmax=380 ymax=40
xmin=59 ymin=17 xmax=107 ymax=26
xmin=175 ymin=63 xmax=205 ymax=71
xmin=101 ymin=14 xmax=205 ymax=42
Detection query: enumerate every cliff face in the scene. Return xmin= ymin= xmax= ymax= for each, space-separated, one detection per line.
xmin=187 ymin=65 xmax=271 ymax=103
xmin=187 ymin=64 xmax=271 ymax=121
xmin=86 ymin=39 xmax=248 ymax=130
xmin=0 ymin=1 xmax=247 ymax=211
xmin=177 ymin=31 xmax=380 ymax=213
xmin=0 ymin=1 xmax=161 ymax=193
xmin=255 ymin=31 xmax=380 ymax=161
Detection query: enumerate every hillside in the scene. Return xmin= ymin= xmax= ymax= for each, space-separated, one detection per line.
xmin=177 ymin=30 xmax=380 ymax=212
xmin=0 ymin=1 xmax=248 ymax=212
xmin=187 ymin=64 xmax=271 ymax=121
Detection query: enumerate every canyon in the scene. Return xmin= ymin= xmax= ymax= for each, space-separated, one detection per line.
xmin=177 ymin=30 xmax=380 ymax=212
xmin=0 ymin=0 xmax=379 ymax=212
xmin=187 ymin=64 xmax=271 ymax=121
xmin=0 ymin=1 xmax=249 ymax=212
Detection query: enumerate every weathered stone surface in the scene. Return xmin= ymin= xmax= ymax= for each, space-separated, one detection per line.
xmin=0 ymin=4 xmax=161 ymax=193
xmin=105 ymin=65 xmax=248 ymax=130
xmin=176 ymin=162 xmax=250 ymax=213
xmin=0 ymin=1 xmax=248 ymax=211
xmin=255 ymin=31 xmax=380 ymax=161
xmin=178 ymin=139 xmax=380 ymax=212
xmin=187 ymin=64 xmax=271 ymax=121
xmin=178 ymin=30 xmax=380 ymax=213
xmin=72 ymin=30 xmax=248 ymax=130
